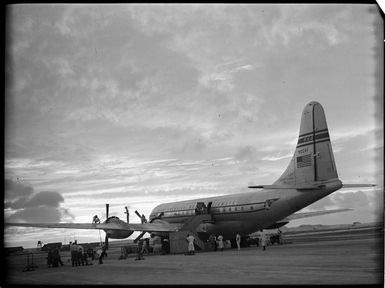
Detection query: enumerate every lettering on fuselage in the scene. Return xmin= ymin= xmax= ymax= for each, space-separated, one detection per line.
xmin=298 ymin=147 xmax=309 ymax=154
xmin=296 ymin=129 xmax=330 ymax=149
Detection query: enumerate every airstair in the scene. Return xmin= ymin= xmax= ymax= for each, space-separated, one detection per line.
xmin=169 ymin=213 xmax=213 ymax=254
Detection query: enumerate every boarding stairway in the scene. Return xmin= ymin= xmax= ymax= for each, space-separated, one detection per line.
xmin=169 ymin=214 xmax=213 ymax=254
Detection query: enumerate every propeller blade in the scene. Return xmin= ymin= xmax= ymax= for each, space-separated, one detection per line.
xmin=134 ymin=231 xmax=146 ymax=243
xmin=134 ymin=210 xmax=141 ymax=219
xmin=105 ymin=232 xmax=109 ymax=250
xmin=106 ymin=204 xmax=109 ymax=220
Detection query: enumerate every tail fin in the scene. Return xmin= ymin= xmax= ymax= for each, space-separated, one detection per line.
xmin=274 ymin=101 xmax=339 ymax=186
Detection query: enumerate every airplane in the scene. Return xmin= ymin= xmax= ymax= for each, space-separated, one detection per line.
xmin=5 ymin=101 xmax=375 ymax=249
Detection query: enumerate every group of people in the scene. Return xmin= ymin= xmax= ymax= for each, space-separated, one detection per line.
xmin=47 ymin=241 xmax=106 ymax=268
xmin=206 ymin=230 xmax=270 ymax=252
xmin=136 ymin=236 xmax=170 ymax=260
xmin=69 ymin=240 xmax=93 ymax=266
xmin=207 ymin=233 xmax=225 ymax=252
xmin=47 ymin=246 xmax=64 ymax=268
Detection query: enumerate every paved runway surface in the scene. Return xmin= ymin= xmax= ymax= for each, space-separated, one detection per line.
xmin=4 ymin=226 xmax=383 ymax=285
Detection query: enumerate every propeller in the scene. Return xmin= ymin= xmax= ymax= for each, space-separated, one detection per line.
xmin=134 ymin=231 xmax=146 ymax=243
xmin=133 ymin=210 xmax=151 ymax=243
xmin=135 ymin=210 xmax=147 ymax=224
xmin=105 ymin=204 xmax=109 ymax=250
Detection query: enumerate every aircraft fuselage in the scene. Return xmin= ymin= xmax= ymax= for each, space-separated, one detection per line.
xmin=149 ymin=179 xmax=342 ymax=239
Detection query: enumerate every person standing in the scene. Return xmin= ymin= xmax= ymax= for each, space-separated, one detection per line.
xmin=217 ymin=234 xmax=224 ymax=251
xmin=53 ymin=246 xmax=64 ymax=267
xmin=162 ymin=238 xmax=170 ymax=254
xmin=98 ymin=246 xmax=107 ymax=264
xmin=260 ymin=229 xmax=267 ymax=251
xmin=77 ymin=244 xmax=84 ymax=266
xmin=93 ymin=215 xmax=100 ymax=224
xmin=208 ymin=234 xmax=217 ymax=251
xmin=47 ymin=248 xmax=53 ymax=268
xmin=141 ymin=238 xmax=149 ymax=255
xmin=135 ymin=240 xmax=144 ymax=260
xmin=278 ymin=229 xmax=283 ymax=245
xmin=70 ymin=241 xmax=78 ymax=267
xmin=236 ymin=232 xmax=241 ymax=251
xmin=186 ymin=234 xmax=195 ymax=255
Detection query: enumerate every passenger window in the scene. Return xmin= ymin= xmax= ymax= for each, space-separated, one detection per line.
xmin=229 ymin=207 xmax=231 ymax=212
xmin=251 ymin=206 xmax=254 ymax=210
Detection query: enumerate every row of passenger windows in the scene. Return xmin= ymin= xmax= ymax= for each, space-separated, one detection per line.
xmin=159 ymin=201 xmax=243 ymax=213
xmin=159 ymin=205 xmax=259 ymax=217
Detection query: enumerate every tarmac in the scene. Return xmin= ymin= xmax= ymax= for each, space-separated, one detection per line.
xmin=3 ymin=225 xmax=384 ymax=285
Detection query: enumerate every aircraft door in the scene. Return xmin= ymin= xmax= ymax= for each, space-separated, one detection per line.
xmin=195 ymin=202 xmax=207 ymax=215
xmin=207 ymin=202 xmax=212 ymax=214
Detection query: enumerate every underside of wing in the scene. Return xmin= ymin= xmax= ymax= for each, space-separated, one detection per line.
xmin=5 ymin=221 xmax=183 ymax=233
xmin=126 ymin=222 xmax=182 ymax=232
xmin=248 ymin=184 xmax=326 ymax=190
xmin=5 ymin=222 xmax=123 ymax=230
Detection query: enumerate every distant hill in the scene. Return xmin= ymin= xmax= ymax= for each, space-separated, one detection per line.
xmin=279 ymin=221 xmax=382 ymax=233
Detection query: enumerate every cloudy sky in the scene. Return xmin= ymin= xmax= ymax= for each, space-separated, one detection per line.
xmin=4 ymin=4 xmax=383 ymax=248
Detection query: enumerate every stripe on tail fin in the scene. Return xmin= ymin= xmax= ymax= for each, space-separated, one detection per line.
xmin=274 ymin=101 xmax=339 ymax=187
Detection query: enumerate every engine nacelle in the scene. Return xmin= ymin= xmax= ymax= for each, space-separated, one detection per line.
xmin=103 ymin=216 xmax=134 ymax=239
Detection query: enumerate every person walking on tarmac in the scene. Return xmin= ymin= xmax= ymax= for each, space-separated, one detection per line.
xmin=141 ymin=238 xmax=149 ymax=255
xmin=260 ymin=229 xmax=267 ymax=251
xmin=186 ymin=234 xmax=195 ymax=255
xmin=236 ymin=232 xmax=241 ymax=251
xmin=98 ymin=246 xmax=107 ymax=264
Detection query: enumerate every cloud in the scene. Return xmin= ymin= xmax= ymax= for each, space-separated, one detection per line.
xmin=4 ymin=178 xmax=33 ymax=201
xmin=305 ymin=189 xmax=383 ymax=215
xmin=7 ymin=207 xmax=73 ymax=223
xmin=261 ymin=153 xmax=292 ymax=162
xmin=234 ymin=146 xmax=256 ymax=162
xmin=4 ymin=179 xmax=74 ymax=222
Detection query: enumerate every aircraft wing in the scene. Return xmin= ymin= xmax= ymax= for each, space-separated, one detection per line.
xmin=264 ymin=208 xmax=353 ymax=229
xmin=5 ymin=222 xmax=183 ymax=232
xmin=283 ymin=208 xmax=352 ymax=221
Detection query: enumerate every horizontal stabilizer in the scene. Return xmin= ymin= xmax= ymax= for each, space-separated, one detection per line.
xmin=342 ymin=184 xmax=376 ymax=188
xmin=284 ymin=208 xmax=352 ymax=221
xmin=248 ymin=184 xmax=325 ymax=190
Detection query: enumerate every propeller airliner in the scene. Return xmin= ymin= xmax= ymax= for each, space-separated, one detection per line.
xmin=6 ymin=102 xmax=375 ymax=248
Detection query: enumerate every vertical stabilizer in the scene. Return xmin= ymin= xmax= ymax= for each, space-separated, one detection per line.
xmin=274 ymin=102 xmax=339 ymax=186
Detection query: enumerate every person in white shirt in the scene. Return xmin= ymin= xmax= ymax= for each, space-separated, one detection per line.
xmin=217 ymin=234 xmax=224 ymax=251
xmin=260 ymin=229 xmax=267 ymax=251
xmin=186 ymin=234 xmax=195 ymax=255
xmin=236 ymin=232 xmax=241 ymax=251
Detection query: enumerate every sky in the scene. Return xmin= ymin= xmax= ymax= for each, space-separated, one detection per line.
xmin=4 ymin=4 xmax=383 ymax=248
